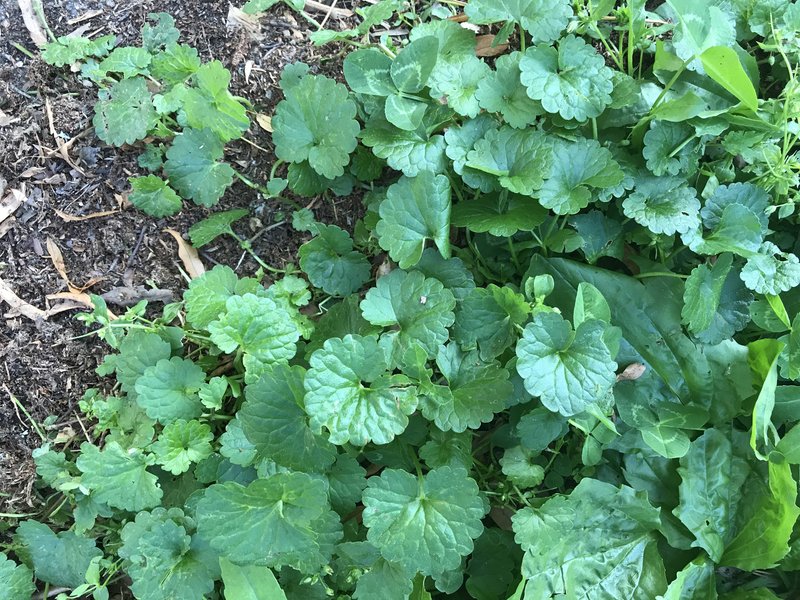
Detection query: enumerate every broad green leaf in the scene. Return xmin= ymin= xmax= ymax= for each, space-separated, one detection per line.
xmin=476 ymin=52 xmax=543 ymax=128
xmin=384 ymin=93 xmax=427 ymax=131
xmin=361 ymin=116 xmax=447 ymax=177
xmin=776 ymin=420 xmax=800 ymax=463
xmin=667 ymin=0 xmax=736 ymax=69
xmin=390 ymin=36 xmax=438 ymax=93
xmin=273 ymin=74 xmax=359 ymax=178
xmin=15 ymin=521 xmax=102 ymax=589
xmin=419 ymin=343 xmax=512 ymax=432
xmin=221 ymin=559 xmax=287 ymax=600
xmin=182 ymin=61 xmax=250 ymax=142
xmin=444 ymin=114 xmax=499 ymax=192
xmin=657 ymin=556 xmax=716 ymax=600
xmin=240 ymin=364 xmax=336 ymax=469
xmin=189 ymin=209 xmax=249 ymax=248
xmin=465 ymin=126 xmax=553 ymax=195
xmin=93 ymin=77 xmax=157 ymax=146
xmin=208 ymin=293 xmax=300 ymax=363
xmin=299 ymin=225 xmax=371 ymax=296
xmin=150 ymin=43 xmax=201 ymax=84
xmin=700 ymin=46 xmax=758 ymax=111
xmin=141 ymin=12 xmax=180 ymax=52
xmin=682 ymin=255 xmax=733 ymax=333
xmin=377 ymin=172 xmax=451 ymax=268
xmin=344 ymin=49 xmax=395 ymax=95
xmin=512 ymin=478 xmax=666 ymax=598
xmin=748 ymin=338 xmax=784 ymax=460
xmin=452 ymin=191 xmax=546 ymax=236
xmin=362 ymin=466 xmax=486 ymax=577
xmin=196 ymin=474 xmax=328 ymax=566
xmin=741 ymin=243 xmax=800 ymax=295
xmin=183 ymin=265 xmax=261 ymax=329
xmin=515 ymin=312 xmax=617 ymax=417
xmin=673 ymin=428 xmax=749 ymax=560
xmin=465 ymin=529 xmax=523 ymax=600
xmin=538 ymin=139 xmax=623 ymax=215
xmin=465 ymin=0 xmax=572 ymax=43
xmin=642 ymin=121 xmax=701 ymax=176
xmin=114 ymin=330 xmax=172 ymax=396
xmin=76 ymin=441 xmax=162 ymax=511
xmin=520 ymin=35 xmax=614 ymax=121
xmin=305 ymin=334 xmax=417 ymax=445
xmin=622 ymin=175 xmax=700 ymax=235
xmin=134 ymin=356 xmax=205 ymax=423
xmin=0 ymin=553 xmax=35 ymax=600
xmin=128 ymin=175 xmax=182 ymax=217
xmin=151 ymin=419 xmax=213 ymax=475
xmin=360 ymin=269 xmax=456 ymax=358
xmin=41 ymin=34 xmax=115 ymax=67
xmin=453 ymin=284 xmax=530 ymax=360
xmin=99 ymin=47 xmax=151 ymax=77
xmin=119 ymin=509 xmax=218 ymax=600
xmin=500 ymin=446 xmax=545 ymax=487
xmin=778 ymin=312 xmax=800 ymax=380
xmin=164 ymin=128 xmax=235 ymax=207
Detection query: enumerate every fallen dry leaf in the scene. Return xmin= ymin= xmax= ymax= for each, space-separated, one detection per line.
xmin=17 ymin=0 xmax=47 ymax=46
xmin=46 ymin=237 xmax=73 ymax=289
xmin=256 ymin=114 xmax=273 ymax=132
xmin=617 ymin=363 xmax=647 ymax=382
xmin=45 ymin=98 xmax=86 ymax=175
xmin=47 ymin=291 xmax=94 ymax=308
xmin=0 ymin=276 xmax=47 ymax=320
xmin=164 ymin=229 xmax=206 ymax=279
xmin=0 ymin=109 xmax=20 ymax=128
xmin=475 ymin=34 xmax=509 ymax=57
xmin=0 ymin=217 xmax=17 ymax=240
xmin=0 ymin=189 xmax=25 ymax=224
xmin=54 ymin=208 xmax=119 ymax=222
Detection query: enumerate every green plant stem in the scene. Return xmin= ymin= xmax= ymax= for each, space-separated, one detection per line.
xmin=7 ymin=391 xmax=46 ymax=441
xmin=633 ymin=271 xmax=689 ymax=280
xmin=11 ymin=42 xmax=35 ymax=59
xmin=233 ymin=170 xmax=302 ymax=210
xmin=648 ymin=56 xmax=693 ymax=114
xmin=228 ymin=231 xmax=287 ymax=275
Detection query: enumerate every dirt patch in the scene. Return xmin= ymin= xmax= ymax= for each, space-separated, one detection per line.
xmin=0 ymin=0 xmax=361 ymax=511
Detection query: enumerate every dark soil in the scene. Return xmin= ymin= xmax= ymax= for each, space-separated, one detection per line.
xmin=0 ymin=0 xmax=362 ymax=512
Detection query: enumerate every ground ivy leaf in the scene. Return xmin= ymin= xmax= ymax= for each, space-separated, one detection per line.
xmin=134 ymin=356 xmax=205 ymax=423
xmin=360 ymin=269 xmax=456 ymax=358
xmin=512 ymin=478 xmax=665 ymax=597
xmin=741 ymin=242 xmax=800 ymax=295
xmin=0 ymin=552 xmax=34 ymax=600
xmin=419 ymin=429 xmax=473 ymax=470
xmin=465 ymin=0 xmax=572 ymax=43
xmin=500 ymin=446 xmax=545 ymax=488
xmin=93 ymin=77 xmax=157 ymax=146
xmin=150 ymin=42 xmax=201 ymax=84
xmin=667 ymin=0 xmax=736 ymax=70
xmin=188 ymin=208 xmax=249 ymax=248
xmin=362 ymin=466 xmax=486 ymax=577
xmin=273 ymin=74 xmax=359 ymax=178
xmin=453 ymin=284 xmax=531 ymax=360
xmin=141 ymin=12 xmax=180 ymax=51
xmin=99 ymin=46 xmax=152 ymax=77
xmin=443 ymin=114 xmax=499 ymax=192
xmin=538 ymin=139 xmax=624 ymax=215
xmin=208 ymin=293 xmax=300 ymax=363
xmin=377 ymin=172 xmax=451 ymax=269
xmin=692 ymin=266 xmax=752 ymax=345
xmin=642 ymin=121 xmax=701 ymax=176
xmin=354 ymin=558 xmax=416 ymax=600
xmin=76 ymin=441 xmax=162 ymax=511
xmin=420 ymin=343 xmax=513 ymax=432
xmin=304 ymin=334 xmax=418 ymax=446
xmin=128 ymin=175 xmax=182 ymax=217
xmin=183 ymin=265 xmax=261 ymax=329
xmin=685 ymin=204 xmax=764 ymax=256
xmin=181 ymin=61 xmax=250 ymax=142
xmin=413 ymin=248 xmax=476 ymax=302
xmin=115 ymin=330 xmax=172 ymax=397
xmin=475 ymin=52 xmax=544 ymax=128
xmin=240 ymin=363 xmax=337 ymax=470
xmin=465 ymin=529 xmax=523 ymax=600
xmin=515 ymin=312 xmax=617 ymax=417
xmin=41 ymin=34 xmax=116 ymax=67
xmin=361 ymin=116 xmax=447 ymax=177
xmin=151 ymin=419 xmax=213 ymax=475
xmin=569 ymin=210 xmax=624 ymax=264
xmin=520 ymin=35 xmax=613 ymax=121
xmin=452 ymin=191 xmax=546 ymax=237
xmin=219 ymin=417 xmax=257 ymax=467
xmin=428 ymin=56 xmax=489 ymax=118
xmin=515 ymin=406 xmax=568 ymax=453
xmin=622 ymin=175 xmax=701 ymax=235
xmin=15 ymin=521 xmax=102 ymax=589
xmin=317 ymin=453 xmax=368 ymax=515
xmin=196 ymin=474 xmax=328 ymax=566
xmin=466 ymin=126 xmax=553 ymax=195
xmin=164 ymin=128 xmax=235 ymax=207
xmin=299 ymin=224 xmax=371 ymax=296
xmin=701 ymin=182 xmax=770 ymax=233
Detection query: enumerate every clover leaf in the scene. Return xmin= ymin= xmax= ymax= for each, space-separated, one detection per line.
xmin=476 ymin=52 xmax=544 ymax=128
xmin=134 ymin=356 xmax=205 ymax=423
xmin=515 ymin=312 xmax=617 ymax=416
xmin=520 ymin=35 xmax=614 ymax=121
xmin=622 ymin=175 xmax=701 ymax=235
xmin=151 ymin=419 xmax=213 ymax=475
xmin=164 ymin=128 xmax=235 ymax=207
xmin=272 ymin=74 xmax=360 ymax=179
xmin=93 ymin=77 xmax=157 ymax=146
xmin=377 ymin=172 xmax=451 ymax=269
xmin=239 ymin=363 xmax=337 ymax=469
xmin=299 ymin=225 xmax=371 ymax=296
xmin=466 ymin=126 xmax=553 ymax=195
xmin=344 ymin=49 xmax=395 ymax=95
xmin=128 ymin=175 xmax=182 ymax=217
xmin=362 ymin=466 xmax=486 ymax=577
xmin=304 ymin=334 xmax=418 ymax=446
xmin=360 ymin=269 xmax=456 ymax=358
xmin=741 ymin=242 xmax=800 ymax=295
xmin=419 ymin=343 xmax=513 ymax=432
xmin=538 ymin=139 xmax=624 ymax=215
xmin=465 ymin=0 xmax=573 ymax=44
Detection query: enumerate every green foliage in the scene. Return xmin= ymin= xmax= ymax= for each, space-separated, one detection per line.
xmin=17 ymin=3 xmax=800 ymax=600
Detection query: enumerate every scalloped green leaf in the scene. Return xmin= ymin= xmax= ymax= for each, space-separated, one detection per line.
xmin=134 ymin=356 xmax=205 ymax=423
xmin=93 ymin=77 xmax=157 ymax=146
xmin=128 ymin=175 xmax=182 ymax=217
xmin=164 ymin=128 xmax=235 ymax=207
xmin=299 ymin=225 xmax=371 ymax=296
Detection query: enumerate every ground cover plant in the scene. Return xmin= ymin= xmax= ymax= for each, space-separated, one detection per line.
xmin=3 ymin=0 xmax=800 ymax=597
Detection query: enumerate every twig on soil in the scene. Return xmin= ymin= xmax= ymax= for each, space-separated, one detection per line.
xmin=73 ymin=411 xmax=92 ymax=444
xmin=126 ymin=225 xmax=148 ymax=269
xmin=304 ymin=0 xmax=352 ymax=18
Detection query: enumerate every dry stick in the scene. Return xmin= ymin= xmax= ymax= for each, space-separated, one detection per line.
xmin=304 ymin=0 xmax=352 ymax=18
xmin=319 ymin=0 xmax=338 ymax=29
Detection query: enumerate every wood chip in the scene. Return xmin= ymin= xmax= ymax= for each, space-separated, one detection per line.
xmin=0 ymin=189 xmax=25 ymax=224
xmin=475 ymin=34 xmax=508 ymax=57
xmin=164 ymin=229 xmax=206 ymax=279
xmin=0 ymin=276 xmax=47 ymax=320
xmin=17 ymin=0 xmax=47 ymax=47
xmin=54 ymin=208 xmax=119 ymax=222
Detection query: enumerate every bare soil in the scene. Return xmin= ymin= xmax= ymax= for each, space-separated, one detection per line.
xmin=0 ymin=0 xmax=362 ymax=512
